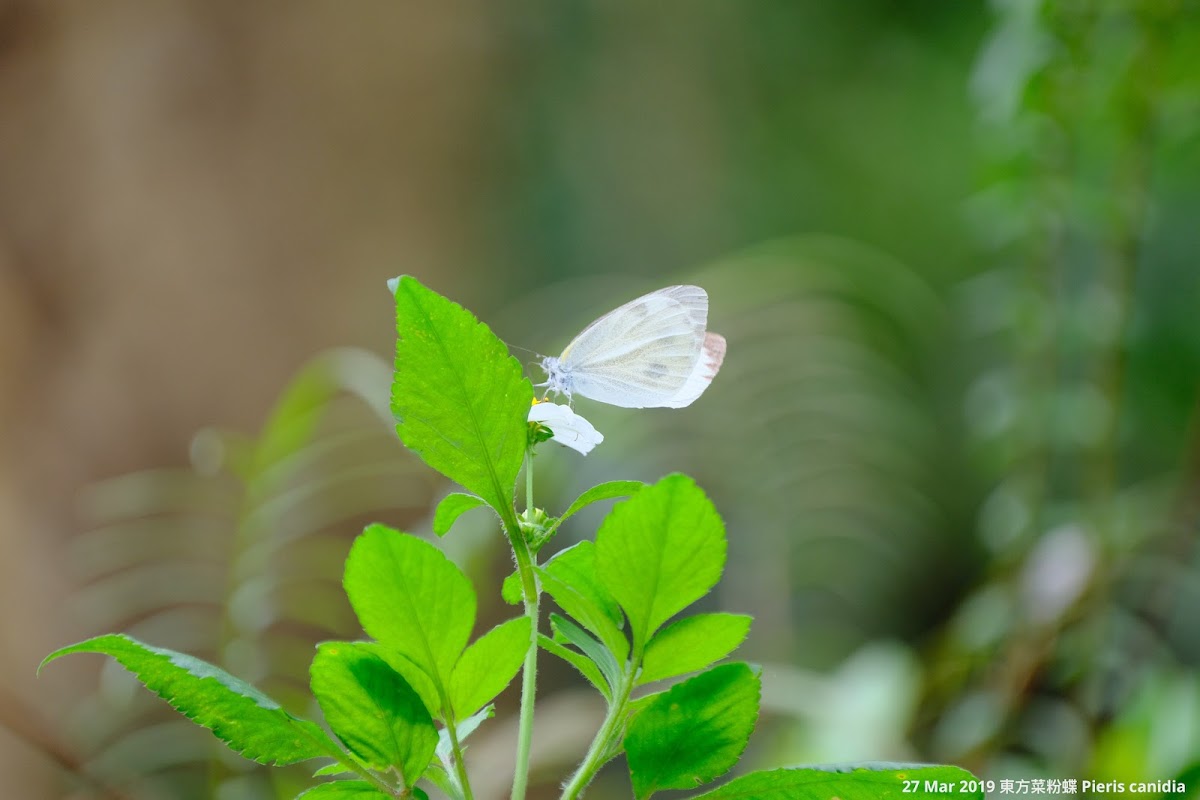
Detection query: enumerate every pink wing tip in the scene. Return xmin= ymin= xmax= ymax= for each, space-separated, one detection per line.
xmin=702 ymin=332 xmax=726 ymax=377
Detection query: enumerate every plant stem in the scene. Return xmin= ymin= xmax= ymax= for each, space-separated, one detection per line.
xmin=527 ymin=448 xmax=534 ymax=510
xmin=511 ymin=451 xmax=541 ymax=800
xmin=444 ymin=715 xmax=476 ymax=800
xmin=560 ymin=665 xmax=635 ymax=800
xmin=339 ymin=754 xmax=401 ymax=797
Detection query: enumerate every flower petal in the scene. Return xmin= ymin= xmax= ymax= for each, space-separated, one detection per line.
xmin=528 ymin=403 xmax=603 ymax=456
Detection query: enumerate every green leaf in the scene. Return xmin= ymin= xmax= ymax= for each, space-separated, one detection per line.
xmin=611 ymin=691 xmax=661 ymax=758
xmin=310 ymin=642 xmax=437 ymax=785
xmin=344 ymin=525 xmax=475 ymax=709
xmin=550 ymin=613 xmax=623 ymax=698
xmin=432 ymin=493 xmax=488 ymax=537
xmin=296 ymin=781 xmax=392 ymax=798
xmin=638 ymin=613 xmax=752 ymax=685
xmin=595 ymin=474 xmax=726 ymax=653
xmin=539 ymin=541 xmax=627 ymax=661
xmin=688 ymin=763 xmax=985 ymax=799
xmin=537 ymin=634 xmax=611 ymax=701
xmin=365 ymin=645 xmax=440 ymax=721
xmin=501 ymin=570 xmax=523 ymax=605
xmin=547 ymin=480 xmax=646 ymax=536
xmin=625 ymin=662 xmax=760 ymax=799
xmin=39 ymin=634 xmax=337 ymax=766
xmin=449 ymin=617 xmax=531 ymax=718
xmin=313 ymin=763 xmax=354 ymax=777
xmin=390 ymin=276 xmax=532 ymax=521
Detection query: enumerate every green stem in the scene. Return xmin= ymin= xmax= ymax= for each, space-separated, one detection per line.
xmin=561 ymin=666 xmax=635 ymax=800
xmin=444 ymin=715 xmax=475 ymax=800
xmin=348 ymin=761 xmax=400 ymax=797
xmin=527 ymin=448 xmax=534 ymax=509
xmin=511 ymin=451 xmax=541 ymax=800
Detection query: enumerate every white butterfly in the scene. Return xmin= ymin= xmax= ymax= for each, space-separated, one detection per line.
xmin=539 ymin=285 xmax=726 ymax=409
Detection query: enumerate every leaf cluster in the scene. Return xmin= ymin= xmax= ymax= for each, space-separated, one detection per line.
xmin=41 ymin=277 xmax=981 ymax=799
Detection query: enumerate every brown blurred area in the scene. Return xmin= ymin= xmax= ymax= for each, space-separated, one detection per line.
xmin=0 ymin=1 xmax=502 ymax=793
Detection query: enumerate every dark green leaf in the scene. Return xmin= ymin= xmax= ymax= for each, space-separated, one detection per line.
xmin=296 ymin=781 xmax=391 ymax=798
xmin=610 ymin=691 xmax=661 ymax=758
xmin=365 ymin=645 xmax=440 ymax=721
xmin=595 ymin=474 xmax=726 ymax=653
xmin=432 ymin=493 xmax=488 ymax=537
xmin=540 ymin=541 xmax=627 ymax=661
xmin=547 ymin=480 xmax=646 ymax=536
xmin=550 ymin=613 xmax=623 ymax=696
xmin=625 ymin=662 xmax=759 ymax=799
xmin=449 ymin=617 xmax=531 ymax=718
xmin=688 ymin=763 xmax=985 ymax=799
xmin=310 ymin=642 xmax=437 ymax=785
xmin=390 ymin=276 xmax=531 ymax=519
xmin=344 ymin=525 xmax=475 ymax=707
xmin=39 ymin=634 xmax=337 ymax=766
xmin=638 ymin=613 xmax=751 ymax=685
xmin=538 ymin=634 xmax=610 ymax=700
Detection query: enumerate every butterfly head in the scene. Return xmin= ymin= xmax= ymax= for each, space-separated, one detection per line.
xmin=539 ymin=355 xmax=573 ymax=403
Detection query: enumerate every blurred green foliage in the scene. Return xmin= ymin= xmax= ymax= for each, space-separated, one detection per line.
xmin=31 ymin=0 xmax=1200 ymax=797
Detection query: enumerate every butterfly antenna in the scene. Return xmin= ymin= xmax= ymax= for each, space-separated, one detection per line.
xmin=507 ymin=342 xmax=545 ymax=361
xmin=503 ymin=340 xmax=552 ymax=386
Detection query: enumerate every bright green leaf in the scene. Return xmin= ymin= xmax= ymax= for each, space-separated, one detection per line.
xmin=538 ymin=634 xmax=610 ymax=701
xmin=638 ymin=613 xmax=752 ymax=685
xmin=39 ymin=634 xmax=337 ymax=766
xmin=344 ymin=525 xmax=475 ymax=704
xmin=688 ymin=763 xmax=984 ymax=799
xmin=312 ymin=764 xmax=354 ymax=778
xmin=547 ymin=480 xmax=646 ymax=537
xmin=550 ymin=613 xmax=623 ymax=698
xmin=296 ymin=780 xmax=392 ymax=798
xmin=390 ymin=276 xmax=532 ymax=520
xmin=310 ymin=642 xmax=437 ymax=785
xmin=501 ymin=570 xmax=523 ymax=605
xmin=625 ymin=662 xmax=760 ymax=799
xmin=449 ymin=617 xmax=531 ymax=718
xmin=595 ymin=474 xmax=726 ymax=652
xmin=540 ymin=541 xmax=627 ymax=661
xmin=433 ymin=493 xmax=488 ymax=537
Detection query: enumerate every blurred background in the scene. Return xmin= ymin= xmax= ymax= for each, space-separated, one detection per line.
xmin=2 ymin=1 xmax=1199 ymax=798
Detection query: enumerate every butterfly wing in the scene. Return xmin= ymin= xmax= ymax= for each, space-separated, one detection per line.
xmin=557 ymin=286 xmax=715 ymax=408
xmin=662 ymin=332 xmax=726 ymax=408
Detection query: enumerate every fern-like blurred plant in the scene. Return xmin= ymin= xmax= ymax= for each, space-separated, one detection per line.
xmin=59 ymin=348 xmax=444 ymax=800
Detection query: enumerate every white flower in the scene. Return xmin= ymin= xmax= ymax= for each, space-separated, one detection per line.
xmin=387 ymin=276 xmax=400 ymax=294
xmin=528 ymin=401 xmax=603 ymax=455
